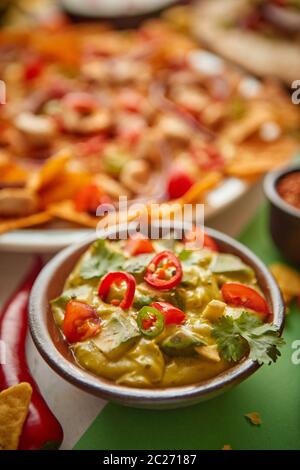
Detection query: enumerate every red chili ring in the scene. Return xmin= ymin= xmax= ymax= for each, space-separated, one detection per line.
xmin=144 ymin=250 xmax=183 ymax=290
xmin=98 ymin=272 xmax=136 ymax=309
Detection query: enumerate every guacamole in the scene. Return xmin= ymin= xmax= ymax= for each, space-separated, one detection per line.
xmin=50 ymin=231 xmax=283 ymax=388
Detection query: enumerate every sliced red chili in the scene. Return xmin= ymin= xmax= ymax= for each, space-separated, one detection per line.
xmin=124 ymin=234 xmax=154 ymax=256
xmin=63 ymin=300 xmax=101 ymax=343
xmin=184 ymin=227 xmax=219 ymax=252
xmin=98 ymin=272 xmax=136 ymax=309
xmin=221 ymin=282 xmax=269 ymax=319
xmin=73 ymin=183 xmax=112 ymax=215
xmin=151 ymin=301 xmax=186 ymax=325
xmin=144 ymin=251 xmax=183 ymax=290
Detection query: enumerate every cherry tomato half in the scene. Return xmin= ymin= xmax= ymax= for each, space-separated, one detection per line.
xmin=221 ymin=282 xmax=269 ymax=319
xmin=144 ymin=251 xmax=183 ymax=290
xmin=167 ymin=170 xmax=195 ymax=200
xmin=98 ymin=272 xmax=136 ymax=309
xmin=124 ymin=234 xmax=154 ymax=256
xmin=63 ymin=300 xmax=101 ymax=343
xmin=151 ymin=301 xmax=186 ymax=325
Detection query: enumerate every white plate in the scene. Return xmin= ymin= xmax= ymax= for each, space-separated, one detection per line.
xmin=60 ymin=0 xmax=177 ymax=17
xmin=0 ymin=178 xmax=254 ymax=253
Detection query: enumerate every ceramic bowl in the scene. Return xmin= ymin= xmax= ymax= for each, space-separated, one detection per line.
xmin=264 ymin=164 xmax=300 ymax=266
xmin=29 ymin=223 xmax=284 ymax=409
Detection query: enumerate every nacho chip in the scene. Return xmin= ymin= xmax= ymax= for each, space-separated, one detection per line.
xmin=226 ymin=138 xmax=298 ymax=178
xmin=0 ymin=211 xmax=52 ymax=235
xmin=222 ymin=445 xmax=232 ymax=450
xmin=48 ymin=200 xmax=98 ymax=228
xmin=27 ymin=149 xmax=71 ymax=193
xmin=181 ymin=171 xmax=222 ymax=203
xmin=245 ymin=412 xmax=262 ymax=426
xmin=270 ymin=263 xmax=300 ymax=305
xmin=0 ymin=382 xmax=32 ymax=451
xmin=38 ymin=171 xmax=91 ymax=208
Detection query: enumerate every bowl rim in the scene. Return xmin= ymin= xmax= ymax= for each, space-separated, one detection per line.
xmin=29 ymin=222 xmax=285 ymax=405
xmin=264 ymin=163 xmax=300 ymax=218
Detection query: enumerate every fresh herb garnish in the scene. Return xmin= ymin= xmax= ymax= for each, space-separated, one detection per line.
xmin=212 ymin=312 xmax=284 ymax=365
xmin=124 ymin=254 xmax=154 ymax=275
xmin=80 ymin=239 xmax=125 ymax=280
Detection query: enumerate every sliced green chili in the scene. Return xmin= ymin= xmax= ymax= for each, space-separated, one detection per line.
xmin=137 ymin=306 xmax=164 ymax=338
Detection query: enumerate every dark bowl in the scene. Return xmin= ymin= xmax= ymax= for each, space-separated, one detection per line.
xmin=264 ymin=164 xmax=300 ymax=266
xmin=29 ymin=223 xmax=284 ymax=409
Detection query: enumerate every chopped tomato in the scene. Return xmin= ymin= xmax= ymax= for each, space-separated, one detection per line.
xmin=124 ymin=234 xmax=154 ymax=256
xmin=63 ymin=300 xmax=101 ymax=343
xmin=74 ymin=183 xmax=112 ymax=215
xmin=23 ymin=55 xmax=44 ymax=82
xmin=184 ymin=227 xmax=219 ymax=252
xmin=151 ymin=301 xmax=185 ymax=325
xmin=221 ymin=282 xmax=269 ymax=319
xmin=167 ymin=170 xmax=194 ymax=200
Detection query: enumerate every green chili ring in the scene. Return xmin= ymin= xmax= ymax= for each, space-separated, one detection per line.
xmin=137 ymin=306 xmax=165 ymax=338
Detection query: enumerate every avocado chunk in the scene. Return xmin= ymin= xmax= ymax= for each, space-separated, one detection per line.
xmin=161 ymin=328 xmax=206 ymax=357
xmin=211 ymin=254 xmax=254 ymax=281
xmin=92 ymin=310 xmax=140 ymax=360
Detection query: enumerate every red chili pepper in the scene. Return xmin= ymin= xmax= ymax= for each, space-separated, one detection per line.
xmin=63 ymin=300 xmax=101 ymax=343
xmin=74 ymin=183 xmax=112 ymax=215
xmin=124 ymin=234 xmax=154 ymax=256
xmin=167 ymin=170 xmax=195 ymax=200
xmin=151 ymin=301 xmax=186 ymax=325
xmin=0 ymin=258 xmax=63 ymax=450
xmin=144 ymin=251 xmax=183 ymax=290
xmin=221 ymin=282 xmax=269 ymax=319
xmin=98 ymin=272 xmax=136 ymax=309
xmin=184 ymin=227 xmax=219 ymax=252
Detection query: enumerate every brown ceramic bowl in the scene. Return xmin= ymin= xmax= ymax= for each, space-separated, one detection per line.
xmin=264 ymin=164 xmax=300 ymax=266
xmin=29 ymin=223 xmax=284 ymax=409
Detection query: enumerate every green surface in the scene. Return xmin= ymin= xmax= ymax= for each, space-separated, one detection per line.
xmin=74 ymin=205 xmax=300 ymax=450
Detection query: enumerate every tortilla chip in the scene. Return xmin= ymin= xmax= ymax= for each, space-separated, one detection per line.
xmin=245 ymin=412 xmax=262 ymax=426
xmin=181 ymin=172 xmax=222 ymax=203
xmin=38 ymin=171 xmax=91 ymax=208
xmin=0 ymin=211 xmax=52 ymax=235
xmin=226 ymin=138 xmax=298 ymax=178
xmin=48 ymin=200 xmax=99 ymax=228
xmin=222 ymin=445 xmax=232 ymax=450
xmin=270 ymin=263 xmax=300 ymax=305
xmin=0 ymin=382 xmax=32 ymax=451
xmin=27 ymin=149 xmax=71 ymax=193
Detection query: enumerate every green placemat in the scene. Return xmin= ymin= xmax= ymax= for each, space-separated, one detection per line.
xmin=74 ymin=205 xmax=300 ymax=450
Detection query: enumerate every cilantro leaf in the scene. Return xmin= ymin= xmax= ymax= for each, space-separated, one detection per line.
xmin=212 ymin=311 xmax=284 ymax=365
xmin=124 ymin=254 xmax=154 ymax=275
xmin=80 ymin=239 xmax=125 ymax=280
xmin=211 ymin=315 xmax=249 ymax=362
